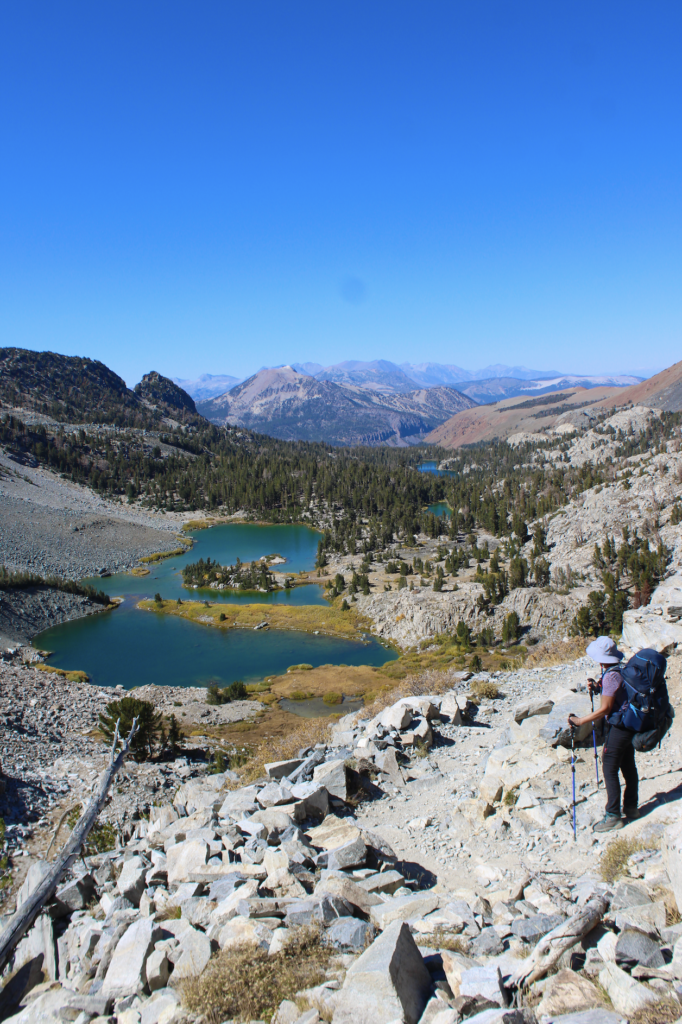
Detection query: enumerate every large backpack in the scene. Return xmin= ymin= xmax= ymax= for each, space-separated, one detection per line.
xmin=609 ymin=648 xmax=674 ymax=752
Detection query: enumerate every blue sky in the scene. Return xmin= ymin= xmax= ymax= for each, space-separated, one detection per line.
xmin=0 ymin=1 xmax=680 ymax=385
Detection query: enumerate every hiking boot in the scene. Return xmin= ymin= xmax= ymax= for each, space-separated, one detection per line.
xmin=623 ymin=806 xmax=640 ymax=820
xmin=593 ymin=814 xmax=624 ymax=833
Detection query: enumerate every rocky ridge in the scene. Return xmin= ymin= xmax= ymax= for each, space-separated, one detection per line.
xmin=4 ymin=654 xmax=682 ymax=1024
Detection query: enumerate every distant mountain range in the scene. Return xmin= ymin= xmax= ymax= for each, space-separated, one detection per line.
xmin=196 ymin=366 xmax=476 ymax=446
xmin=172 ymin=373 xmax=242 ymax=402
xmin=427 ymin=360 xmax=682 ymax=449
xmin=177 ymin=360 xmax=643 ymax=406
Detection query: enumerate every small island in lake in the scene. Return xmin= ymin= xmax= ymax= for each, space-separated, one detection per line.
xmin=181 ymin=554 xmax=290 ymax=592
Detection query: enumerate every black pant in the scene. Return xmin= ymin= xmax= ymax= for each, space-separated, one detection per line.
xmin=603 ymin=724 xmax=638 ymax=816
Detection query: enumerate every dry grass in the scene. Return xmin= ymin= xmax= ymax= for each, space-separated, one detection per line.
xmin=599 ymin=835 xmax=659 ymax=884
xmin=139 ymin=541 xmax=191 ymax=564
xmin=629 ymin=998 xmax=682 ymax=1024
xmin=138 ymin=597 xmax=370 ymax=640
xmin=524 ymin=637 xmax=589 ymax=668
xmin=237 ymin=715 xmax=334 ymax=783
xmin=181 ymin=927 xmax=331 ymax=1024
xmin=156 ymin=904 xmax=182 ymax=921
xmin=418 ymin=928 xmax=470 ymax=953
xmin=34 ymin=664 xmax=89 ymax=683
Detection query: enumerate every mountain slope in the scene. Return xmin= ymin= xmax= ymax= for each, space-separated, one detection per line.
xmin=425 ymin=385 xmax=623 ymax=448
xmin=0 ymin=347 xmax=145 ymax=425
xmin=589 ymin=360 xmax=682 ymax=413
xmin=0 ymin=348 xmax=206 ymax=428
xmin=197 ymin=366 xmax=476 ymax=445
xmin=133 ymin=371 xmax=200 ymax=423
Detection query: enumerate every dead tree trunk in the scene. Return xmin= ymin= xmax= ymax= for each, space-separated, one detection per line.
xmin=509 ymin=893 xmax=609 ymax=992
xmin=0 ymin=719 xmax=138 ymax=975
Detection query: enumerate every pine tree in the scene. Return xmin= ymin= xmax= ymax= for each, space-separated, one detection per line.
xmin=98 ymin=697 xmax=162 ymax=761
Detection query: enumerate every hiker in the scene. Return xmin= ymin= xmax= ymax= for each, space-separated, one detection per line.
xmin=567 ymin=635 xmax=637 ymax=833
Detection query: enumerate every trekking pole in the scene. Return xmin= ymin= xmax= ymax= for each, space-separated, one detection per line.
xmin=570 ymin=723 xmax=577 ymax=842
xmin=590 ymin=689 xmax=600 ymax=789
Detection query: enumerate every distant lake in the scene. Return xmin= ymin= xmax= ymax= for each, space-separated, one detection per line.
xmin=419 ymin=461 xmax=458 ymax=479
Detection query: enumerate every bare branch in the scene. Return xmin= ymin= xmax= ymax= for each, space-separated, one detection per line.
xmin=0 ymin=717 xmax=139 ymax=975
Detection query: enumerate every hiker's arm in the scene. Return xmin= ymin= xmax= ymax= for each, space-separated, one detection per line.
xmin=568 ymin=693 xmax=616 ymax=727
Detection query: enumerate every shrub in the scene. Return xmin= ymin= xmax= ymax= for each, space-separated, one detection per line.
xmin=322 ymin=692 xmax=342 ymax=705
xmin=469 ymin=653 xmax=482 ymax=672
xmin=219 ymin=612 xmax=226 ymax=622
xmin=99 ymin=697 xmax=162 ymax=761
xmin=208 ymin=750 xmax=229 ymax=774
xmin=182 ymin=928 xmax=330 ymax=1023
xmin=288 ymin=664 xmax=313 ymax=672
xmin=154 ymin=593 xmax=163 ymax=604
xmin=341 ymin=599 xmax=350 ymax=610
xmin=470 ymin=680 xmax=500 ymax=700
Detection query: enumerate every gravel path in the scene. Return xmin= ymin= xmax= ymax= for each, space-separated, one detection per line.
xmin=0 ymin=450 xmax=185 ymax=579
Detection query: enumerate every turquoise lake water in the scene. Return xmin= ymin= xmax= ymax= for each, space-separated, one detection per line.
xmin=34 ymin=522 xmax=397 ymax=688
xmin=419 ymin=461 xmax=458 ymax=479
xmin=426 ymin=501 xmax=452 ymax=518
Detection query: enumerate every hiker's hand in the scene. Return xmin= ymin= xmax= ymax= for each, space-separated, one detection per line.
xmin=586 ymin=678 xmax=597 ymax=693
xmin=568 ymin=714 xmax=581 ymax=727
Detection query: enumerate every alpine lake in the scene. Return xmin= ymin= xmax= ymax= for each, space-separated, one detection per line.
xmin=33 ymin=523 xmax=397 ymax=717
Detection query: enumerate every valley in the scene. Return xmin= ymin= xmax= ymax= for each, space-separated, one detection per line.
xmin=4 ymin=347 xmax=682 ymax=1024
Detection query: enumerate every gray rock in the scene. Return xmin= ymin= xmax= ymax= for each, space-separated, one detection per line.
xmin=513 ymin=699 xmax=554 ymax=723
xmin=102 ymin=918 xmax=158 ymax=998
xmin=145 ymin=948 xmax=171 ymax=991
xmin=65 ymin=994 xmax=114 ymax=1016
xmin=327 ymin=917 xmax=376 ymax=951
xmin=542 ymin=1012 xmax=627 ymax=1024
xmin=313 ymin=759 xmax=349 ymax=801
xmin=327 ymin=837 xmax=368 ymax=872
xmin=55 ymin=873 xmax=96 ymax=912
xmin=208 ymin=875 xmax=245 ymax=901
xmin=599 ymin=961 xmax=662 ymax=1015
xmin=139 ymin=988 xmax=181 ymax=1024
xmin=615 ymin=929 xmax=664 ymax=969
xmin=289 ymin=781 xmax=330 ymax=821
xmin=511 ymin=913 xmax=565 ymax=943
xmin=257 ymin=782 xmax=294 ymax=808
xmin=117 ymin=856 xmax=148 ymax=907
xmin=614 ymin=901 xmax=666 ymax=937
xmin=168 ymin=924 xmax=212 ymax=984
xmin=609 ymin=881 xmax=651 ymax=912
xmin=332 ymin=920 xmax=432 ymax=1024
xmin=375 ymin=747 xmax=403 ymax=786
xmin=218 ymin=785 xmax=260 ymax=819
xmin=359 ymin=870 xmax=405 ymax=895
xmin=471 ymin=927 xmax=504 ymax=957
xmin=369 ymin=892 xmax=440 ymax=931
xmin=265 ymin=758 xmax=303 ymax=780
